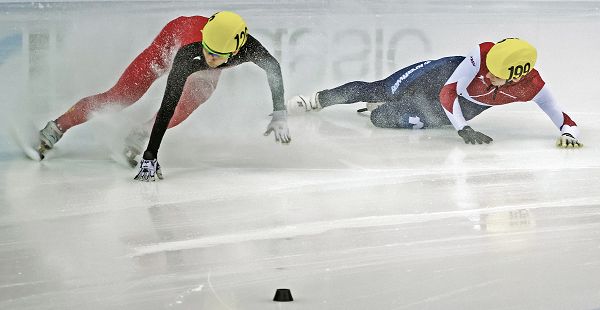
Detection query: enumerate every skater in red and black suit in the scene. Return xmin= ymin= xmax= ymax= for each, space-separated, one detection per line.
xmin=38 ymin=11 xmax=290 ymax=181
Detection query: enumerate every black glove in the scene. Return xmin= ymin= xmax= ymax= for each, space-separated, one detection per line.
xmin=457 ymin=126 xmax=493 ymax=144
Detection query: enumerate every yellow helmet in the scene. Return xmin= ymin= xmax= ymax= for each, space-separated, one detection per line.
xmin=487 ymin=38 xmax=537 ymax=80
xmin=202 ymin=11 xmax=248 ymax=56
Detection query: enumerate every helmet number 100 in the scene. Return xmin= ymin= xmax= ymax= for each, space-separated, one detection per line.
xmin=507 ymin=63 xmax=531 ymax=80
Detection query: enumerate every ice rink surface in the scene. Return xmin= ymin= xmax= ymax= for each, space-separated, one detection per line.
xmin=1 ymin=1 xmax=600 ymax=309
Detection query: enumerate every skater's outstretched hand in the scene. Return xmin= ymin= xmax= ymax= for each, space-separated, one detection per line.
xmin=556 ymin=133 xmax=583 ymax=148
xmin=264 ymin=110 xmax=291 ymax=144
xmin=134 ymin=158 xmax=163 ymax=182
xmin=457 ymin=126 xmax=493 ymax=144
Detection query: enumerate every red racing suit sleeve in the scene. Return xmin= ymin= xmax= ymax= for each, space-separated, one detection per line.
xmin=439 ymin=46 xmax=482 ymax=130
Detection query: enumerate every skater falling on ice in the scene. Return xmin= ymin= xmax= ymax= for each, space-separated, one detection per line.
xmin=288 ymin=38 xmax=582 ymax=148
xmin=37 ymin=11 xmax=291 ymax=181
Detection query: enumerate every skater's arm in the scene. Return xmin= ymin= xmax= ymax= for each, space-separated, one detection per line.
xmin=231 ymin=35 xmax=290 ymax=143
xmin=240 ymin=35 xmax=285 ymax=111
xmin=144 ymin=44 xmax=203 ymax=159
xmin=533 ymin=85 xmax=579 ymax=138
xmin=439 ymin=46 xmax=482 ymax=130
xmin=439 ymin=83 xmax=468 ymax=130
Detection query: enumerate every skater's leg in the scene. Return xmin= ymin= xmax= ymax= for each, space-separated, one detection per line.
xmin=54 ymin=21 xmax=181 ymax=133
xmin=317 ymin=80 xmax=390 ymax=108
xmin=55 ymin=47 xmax=167 ymax=132
xmin=286 ymin=79 xmax=389 ymax=112
xmin=288 ymin=60 xmax=441 ymax=112
xmin=370 ymin=100 xmax=425 ymax=129
xmin=370 ymin=57 xmax=470 ymax=129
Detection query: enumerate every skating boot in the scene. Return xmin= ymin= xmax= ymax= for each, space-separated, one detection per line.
xmin=123 ymin=128 xmax=149 ymax=167
xmin=286 ymin=93 xmax=322 ymax=113
xmin=38 ymin=120 xmax=63 ymax=160
xmin=357 ymin=102 xmax=384 ymax=113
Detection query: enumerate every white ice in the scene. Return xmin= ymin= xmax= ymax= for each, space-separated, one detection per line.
xmin=1 ymin=1 xmax=600 ymax=309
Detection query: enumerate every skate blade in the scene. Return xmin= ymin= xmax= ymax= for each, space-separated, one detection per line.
xmin=127 ymin=157 xmax=138 ymax=168
xmin=36 ymin=144 xmax=50 ymax=161
xmin=123 ymin=149 xmax=140 ymax=168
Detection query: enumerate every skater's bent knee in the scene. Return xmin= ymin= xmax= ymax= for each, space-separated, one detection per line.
xmin=370 ymin=109 xmax=392 ymax=128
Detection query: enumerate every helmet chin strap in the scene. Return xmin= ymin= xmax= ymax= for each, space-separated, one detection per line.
xmin=225 ymin=50 xmax=240 ymax=63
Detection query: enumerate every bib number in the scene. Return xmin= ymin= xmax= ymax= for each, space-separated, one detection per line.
xmin=507 ymin=63 xmax=531 ymax=80
xmin=234 ymin=27 xmax=248 ymax=51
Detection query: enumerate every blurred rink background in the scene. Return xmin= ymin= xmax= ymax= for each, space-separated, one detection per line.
xmin=1 ymin=1 xmax=600 ymax=309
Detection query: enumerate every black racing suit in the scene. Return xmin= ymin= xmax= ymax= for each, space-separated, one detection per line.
xmin=144 ymin=34 xmax=284 ymax=159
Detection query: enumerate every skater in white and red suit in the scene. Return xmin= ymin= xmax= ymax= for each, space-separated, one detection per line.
xmin=289 ymin=38 xmax=582 ymax=148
